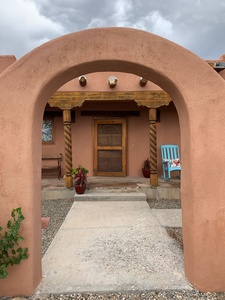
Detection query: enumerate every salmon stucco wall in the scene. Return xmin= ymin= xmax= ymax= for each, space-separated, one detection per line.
xmin=157 ymin=102 xmax=181 ymax=175
xmin=1 ymin=28 xmax=225 ymax=295
xmin=42 ymin=116 xmax=64 ymax=158
xmin=59 ymin=72 xmax=162 ymax=92
xmin=0 ymin=55 xmax=16 ymax=74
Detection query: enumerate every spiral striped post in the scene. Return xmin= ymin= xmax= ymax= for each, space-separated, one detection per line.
xmin=63 ymin=109 xmax=73 ymax=189
xmin=149 ymin=108 xmax=158 ymax=187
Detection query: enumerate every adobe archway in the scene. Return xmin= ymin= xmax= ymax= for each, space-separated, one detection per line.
xmin=1 ymin=28 xmax=225 ymax=295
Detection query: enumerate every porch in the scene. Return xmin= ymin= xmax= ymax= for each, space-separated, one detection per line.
xmin=41 ymin=176 xmax=180 ymax=201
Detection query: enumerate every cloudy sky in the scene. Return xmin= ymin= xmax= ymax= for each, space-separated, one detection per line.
xmin=1 ymin=0 xmax=225 ymax=60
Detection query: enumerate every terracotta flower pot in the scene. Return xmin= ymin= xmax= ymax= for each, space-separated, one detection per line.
xmin=41 ymin=217 xmax=50 ymax=229
xmin=142 ymin=168 xmax=150 ymax=178
xmin=75 ymin=184 xmax=86 ymax=194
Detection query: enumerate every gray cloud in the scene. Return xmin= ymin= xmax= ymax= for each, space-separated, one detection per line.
xmin=1 ymin=0 xmax=225 ymax=59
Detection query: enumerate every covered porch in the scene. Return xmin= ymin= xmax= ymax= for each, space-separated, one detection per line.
xmin=46 ymin=89 xmax=173 ymax=189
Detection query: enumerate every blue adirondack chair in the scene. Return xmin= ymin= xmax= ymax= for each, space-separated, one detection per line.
xmin=161 ymin=145 xmax=181 ymax=180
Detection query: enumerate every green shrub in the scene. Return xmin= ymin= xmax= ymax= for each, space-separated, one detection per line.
xmin=0 ymin=207 xmax=28 ymax=279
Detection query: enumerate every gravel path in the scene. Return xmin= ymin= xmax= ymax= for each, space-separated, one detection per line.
xmin=3 ymin=198 xmax=225 ymax=299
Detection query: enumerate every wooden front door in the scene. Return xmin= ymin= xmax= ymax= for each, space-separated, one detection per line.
xmin=94 ymin=119 xmax=126 ymax=176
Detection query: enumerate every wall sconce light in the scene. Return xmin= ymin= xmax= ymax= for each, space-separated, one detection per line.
xmin=108 ymin=76 xmax=118 ymax=88
xmin=139 ymin=77 xmax=148 ymax=87
xmin=79 ymin=75 xmax=87 ymax=86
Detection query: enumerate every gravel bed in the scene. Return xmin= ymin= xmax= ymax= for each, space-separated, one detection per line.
xmin=4 ymin=290 xmax=225 ymax=300
xmin=3 ymin=198 xmax=225 ymax=299
xmin=165 ymin=227 xmax=183 ymax=250
xmin=41 ymin=198 xmax=74 ymax=256
xmin=147 ymin=198 xmax=181 ymax=209
xmin=147 ymin=199 xmax=183 ymax=251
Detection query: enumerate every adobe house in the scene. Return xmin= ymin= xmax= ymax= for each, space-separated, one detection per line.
xmin=43 ymin=72 xmax=176 ymax=188
xmin=43 ymin=60 xmax=225 ymax=186
xmin=1 ymin=27 xmax=225 ymax=295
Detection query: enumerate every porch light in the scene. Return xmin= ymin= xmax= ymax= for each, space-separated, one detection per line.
xmin=139 ymin=77 xmax=148 ymax=87
xmin=79 ymin=75 xmax=87 ymax=86
xmin=108 ymin=76 xmax=117 ymax=88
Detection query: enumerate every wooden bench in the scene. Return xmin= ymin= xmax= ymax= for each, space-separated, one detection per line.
xmin=42 ymin=153 xmax=62 ymax=180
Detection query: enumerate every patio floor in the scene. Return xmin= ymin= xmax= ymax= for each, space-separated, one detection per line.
xmin=42 ymin=176 xmax=180 ymax=190
xmin=41 ymin=176 xmax=181 ymax=200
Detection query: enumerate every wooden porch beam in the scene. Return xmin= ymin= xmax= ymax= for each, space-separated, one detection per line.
xmin=48 ymin=91 xmax=171 ymax=109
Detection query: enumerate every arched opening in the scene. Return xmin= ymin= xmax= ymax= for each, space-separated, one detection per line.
xmin=1 ymin=27 xmax=225 ymax=295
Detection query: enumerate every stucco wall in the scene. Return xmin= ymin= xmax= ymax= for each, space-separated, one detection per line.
xmin=59 ymin=72 xmax=162 ymax=92
xmin=0 ymin=55 xmax=16 ymax=73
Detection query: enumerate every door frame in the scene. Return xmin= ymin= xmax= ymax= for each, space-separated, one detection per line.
xmin=93 ymin=119 xmax=127 ymax=176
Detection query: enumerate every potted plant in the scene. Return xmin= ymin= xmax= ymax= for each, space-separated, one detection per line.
xmin=142 ymin=158 xmax=150 ymax=178
xmin=72 ymin=165 xmax=89 ymax=194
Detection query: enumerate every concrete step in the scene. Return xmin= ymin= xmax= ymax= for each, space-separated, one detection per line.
xmin=42 ymin=188 xmax=74 ymax=200
xmin=74 ymin=189 xmax=146 ymax=201
xmin=42 ymin=186 xmax=180 ymax=201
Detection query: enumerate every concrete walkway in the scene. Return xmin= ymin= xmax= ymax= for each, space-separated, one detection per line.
xmin=36 ymin=195 xmax=191 ymax=295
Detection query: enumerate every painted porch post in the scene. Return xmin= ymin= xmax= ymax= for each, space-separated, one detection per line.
xmin=63 ymin=109 xmax=73 ymax=188
xmin=149 ymin=108 xmax=158 ymax=187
